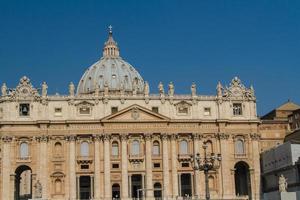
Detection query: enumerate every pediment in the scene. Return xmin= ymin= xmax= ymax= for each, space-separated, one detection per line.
xmin=101 ymin=104 xmax=170 ymax=122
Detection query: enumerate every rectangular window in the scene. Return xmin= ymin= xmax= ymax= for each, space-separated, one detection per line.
xmin=204 ymin=107 xmax=211 ymax=116
xmin=152 ymin=107 xmax=159 ymax=113
xmin=54 ymin=108 xmax=62 ymax=116
xmin=19 ymin=104 xmax=30 ymax=116
xmin=79 ymin=107 xmax=91 ymax=115
xmin=112 ymin=163 xmax=119 ymax=169
xmin=111 ymin=107 xmax=118 ymax=114
xmin=81 ymin=165 xmax=89 ymax=169
xmin=153 ymin=163 xmax=160 ymax=168
xmin=181 ymin=162 xmax=189 ymax=167
xmin=233 ymin=103 xmax=243 ymax=116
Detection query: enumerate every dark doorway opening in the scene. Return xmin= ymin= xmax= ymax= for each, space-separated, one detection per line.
xmin=181 ymin=173 xmax=192 ymax=197
xmin=154 ymin=182 xmax=162 ymax=200
xmin=235 ymin=161 xmax=252 ymax=199
xmin=15 ymin=165 xmax=32 ymax=200
xmin=131 ymin=174 xmax=143 ymax=198
xmin=112 ymin=183 xmax=120 ymax=199
xmin=79 ymin=176 xmax=91 ymax=200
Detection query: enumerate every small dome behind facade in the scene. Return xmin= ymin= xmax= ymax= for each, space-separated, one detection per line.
xmin=77 ymin=26 xmax=145 ymax=95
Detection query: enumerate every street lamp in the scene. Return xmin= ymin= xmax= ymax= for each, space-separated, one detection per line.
xmin=191 ymin=142 xmax=222 ymax=200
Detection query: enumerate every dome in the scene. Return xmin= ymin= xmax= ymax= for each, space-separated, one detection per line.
xmin=77 ymin=27 xmax=145 ymax=95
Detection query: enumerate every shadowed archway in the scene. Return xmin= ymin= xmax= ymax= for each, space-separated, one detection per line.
xmin=234 ymin=161 xmax=252 ymax=199
xmin=15 ymin=165 xmax=32 ymax=200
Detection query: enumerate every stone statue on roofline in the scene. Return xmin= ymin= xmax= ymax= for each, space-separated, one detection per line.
xmin=41 ymin=82 xmax=48 ymax=97
xmin=1 ymin=83 xmax=7 ymax=96
xmin=191 ymin=82 xmax=197 ymax=97
xmin=158 ymin=82 xmax=164 ymax=96
xmin=69 ymin=82 xmax=75 ymax=97
xmin=144 ymin=81 xmax=149 ymax=96
xmin=168 ymin=82 xmax=174 ymax=97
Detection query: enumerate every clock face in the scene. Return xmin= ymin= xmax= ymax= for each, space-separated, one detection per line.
xmin=232 ymin=88 xmax=241 ymax=97
xmin=22 ymin=88 xmax=29 ymax=94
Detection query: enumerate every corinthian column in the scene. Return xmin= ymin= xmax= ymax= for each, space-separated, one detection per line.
xmin=38 ymin=135 xmax=49 ymax=199
xmin=217 ymin=133 xmax=232 ymax=198
xmin=250 ymin=133 xmax=261 ymax=200
xmin=145 ymin=133 xmax=153 ymax=198
xmin=162 ymin=133 xmax=170 ymax=199
xmin=103 ymin=134 xmax=111 ymax=199
xmin=1 ymin=136 xmax=12 ymax=200
xmin=121 ymin=134 xmax=129 ymax=199
xmin=67 ymin=135 xmax=77 ymax=200
xmin=171 ymin=134 xmax=179 ymax=198
xmin=94 ymin=135 xmax=102 ymax=200
xmin=193 ymin=133 xmax=201 ymax=198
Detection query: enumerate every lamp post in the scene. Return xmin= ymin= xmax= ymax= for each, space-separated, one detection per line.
xmin=191 ymin=142 xmax=222 ymax=200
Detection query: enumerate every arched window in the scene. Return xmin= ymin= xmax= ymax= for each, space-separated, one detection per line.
xmin=54 ymin=142 xmax=62 ymax=157
xmin=235 ymin=139 xmax=245 ymax=155
xmin=152 ymin=141 xmax=160 ymax=156
xmin=180 ymin=140 xmax=188 ymax=155
xmin=20 ymin=142 xmax=29 ymax=158
xmin=131 ymin=140 xmax=140 ymax=155
xmin=112 ymin=141 xmax=119 ymax=156
xmin=55 ymin=179 xmax=62 ymax=193
xmin=80 ymin=141 xmax=89 ymax=157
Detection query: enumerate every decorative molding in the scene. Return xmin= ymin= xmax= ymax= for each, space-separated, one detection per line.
xmin=35 ymin=135 xmax=49 ymax=143
xmin=65 ymin=135 xmax=77 ymax=142
xmin=1 ymin=135 xmax=13 ymax=143
xmin=161 ymin=133 xmax=169 ymax=140
xmin=250 ymin=133 xmax=261 ymax=140
xmin=144 ymin=133 xmax=152 ymax=141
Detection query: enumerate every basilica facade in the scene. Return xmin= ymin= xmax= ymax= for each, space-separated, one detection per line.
xmin=0 ymin=29 xmax=265 ymax=200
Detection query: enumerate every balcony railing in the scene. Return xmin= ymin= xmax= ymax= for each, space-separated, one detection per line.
xmin=16 ymin=156 xmax=31 ymax=162
xmin=178 ymin=154 xmax=192 ymax=162
xmin=234 ymin=153 xmax=247 ymax=159
xmin=128 ymin=154 xmax=144 ymax=163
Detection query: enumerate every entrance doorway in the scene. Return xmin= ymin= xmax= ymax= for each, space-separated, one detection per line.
xmin=131 ymin=174 xmax=143 ymax=198
xmin=112 ymin=183 xmax=120 ymax=199
xmin=234 ymin=161 xmax=252 ymax=199
xmin=15 ymin=165 xmax=32 ymax=200
xmin=180 ymin=173 xmax=192 ymax=197
xmin=79 ymin=176 xmax=91 ymax=200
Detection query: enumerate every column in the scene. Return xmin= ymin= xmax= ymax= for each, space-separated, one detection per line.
xmin=145 ymin=133 xmax=154 ymax=198
xmin=250 ymin=133 xmax=261 ymax=200
xmin=1 ymin=136 xmax=12 ymax=200
xmin=128 ymin=175 xmax=132 ymax=198
xmin=94 ymin=135 xmax=101 ymax=199
xmin=76 ymin=176 xmax=80 ymax=199
xmin=39 ymin=135 xmax=49 ymax=199
xmin=193 ymin=133 xmax=201 ymax=198
xmin=103 ymin=134 xmax=111 ymax=199
xmin=121 ymin=134 xmax=129 ymax=199
xmin=171 ymin=134 xmax=179 ymax=198
xmin=162 ymin=134 xmax=170 ymax=199
xmin=68 ymin=135 xmax=77 ymax=200
xmin=218 ymin=133 xmax=232 ymax=198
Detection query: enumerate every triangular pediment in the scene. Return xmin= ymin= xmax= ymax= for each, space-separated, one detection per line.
xmin=101 ymin=104 xmax=170 ymax=122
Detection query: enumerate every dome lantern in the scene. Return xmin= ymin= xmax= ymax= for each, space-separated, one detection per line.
xmin=103 ymin=25 xmax=120 ymax=58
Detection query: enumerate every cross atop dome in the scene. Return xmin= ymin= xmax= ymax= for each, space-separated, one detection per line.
xmin=103 ymin=25 xmax=120 ymax=58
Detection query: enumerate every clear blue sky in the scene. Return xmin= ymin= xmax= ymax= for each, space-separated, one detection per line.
xmin=0 ymin=0 xmax=299 ymax=116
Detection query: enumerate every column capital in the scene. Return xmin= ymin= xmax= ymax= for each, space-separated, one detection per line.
xmin=144 ymin=133 xmax=152 ymax=141
xmin=120 ymin=134 xmax=128 ymax=141
xmin=93 ymin=134 xmax=103 ymax=141
xmin=35 ymin=135 xmax=49 ymax=143
xmin=215 ymin=132 xmax=230 ymax=140
xmin=192 ymin=133 xmax=202 ymax=140
xmin=65 ymin=135 xmax=77 ymax=142
xmin=250 ymin=133 xmax=261 ymax=140
xmin=103 ymin=134 xmax=111 ymax=141
xmin=1 ymin=135 xmax=13 ymax=143
xmin=161 ymin=133 xmax=169 ymax=140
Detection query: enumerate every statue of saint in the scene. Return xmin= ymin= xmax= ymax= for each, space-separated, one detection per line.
xmin=144 ymin=81 xmax=149 ymax=96
xmin=41 ymin=82 xmax=48 ymax=97
xmin=34 ymin=180 xmax=42 ymax=198
xmin=158 ymin=82 xmax=164 ymax=96
xmin=69 ymin=82 xmax=75 ymax=97
xmin=279 ymin=174 xmax=288 ymax=192
xmin=132 ymin=80 xmax=138 ymax=95
xmin=216 ymin=81 xmax=223 ymax=97
xmin=168 ymin=82 xmax=174 ymax=96
xmin=94 ymin=82 xmax=100 ymax=97
xmin=191 ymin=82 xmax=197 ymax=97
xmin=1 ymin=83 xmax=7 ymax=96
xmin=120 ymin=82 xmax=125 ymax=96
